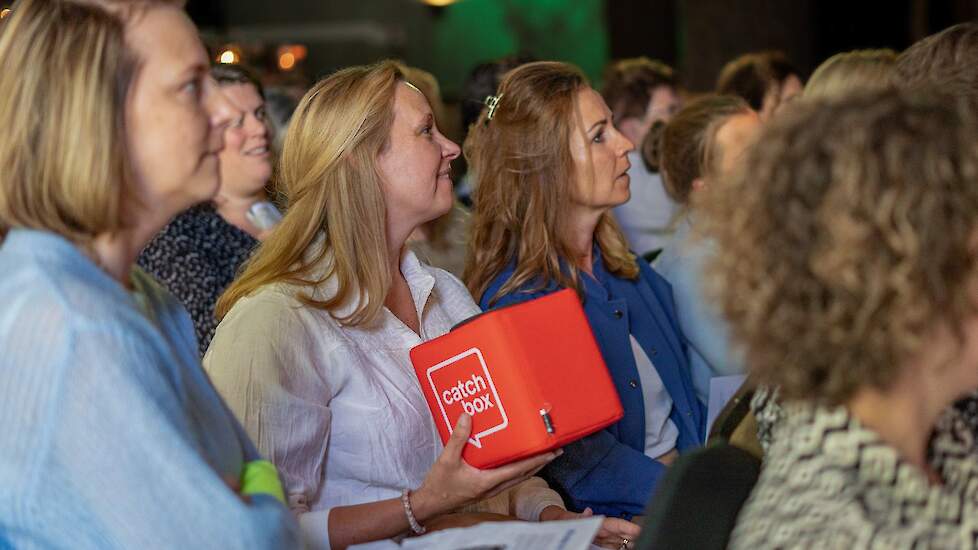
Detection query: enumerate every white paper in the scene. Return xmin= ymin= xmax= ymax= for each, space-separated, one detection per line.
xmin=705 ymin=374 xmax=747 ymax=440
xmin=348 ymin=517 xmax=604 ymax=550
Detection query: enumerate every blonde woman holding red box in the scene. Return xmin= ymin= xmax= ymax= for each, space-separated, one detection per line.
xmin=205 ymin=61 xmax=638 ymax=550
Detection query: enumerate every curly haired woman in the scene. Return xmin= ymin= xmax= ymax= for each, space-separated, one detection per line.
xmin=708 ymin=89 xmax=978 ymax=548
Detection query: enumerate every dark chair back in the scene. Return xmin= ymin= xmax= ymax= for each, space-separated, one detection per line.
xmin=635 ymin=443 xmax=761 ymax=550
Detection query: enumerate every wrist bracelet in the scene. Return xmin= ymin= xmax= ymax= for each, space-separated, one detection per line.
xmin=401 ymin=489 xmax=426 ymax=535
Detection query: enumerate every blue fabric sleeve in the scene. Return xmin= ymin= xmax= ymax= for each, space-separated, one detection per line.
xmin=543 ymin=427 xmax=665 ymax=517
xmin=5 ymin=315 xmax=300 ymax=549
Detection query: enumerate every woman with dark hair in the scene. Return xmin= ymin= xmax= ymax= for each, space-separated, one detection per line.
xmin=716 ymin=50 xmax=802 ymax=120
xmin=139 ymin=63 xmax=282 ymax=355
xmin=466 ymin=61 xmax=705 ymax=523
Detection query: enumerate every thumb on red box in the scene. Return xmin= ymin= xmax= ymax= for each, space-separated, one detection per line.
xmin=445 ymin=413 xmax=473 ymax=456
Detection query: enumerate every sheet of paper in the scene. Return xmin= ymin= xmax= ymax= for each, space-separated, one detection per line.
xmin=705 ymin=374 xmax=747 ymax=440
xmin=349 ymin=517 xmax=603 ymax=550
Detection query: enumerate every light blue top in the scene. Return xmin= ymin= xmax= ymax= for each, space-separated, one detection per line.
xmin=654 ymin=216 xmax=745 ymax=405
xmin=0 ymin=229 xmax=300 ymax=549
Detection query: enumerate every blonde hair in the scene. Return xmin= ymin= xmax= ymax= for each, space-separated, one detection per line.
xmin=704 ymin=90 xmax=978 ymax=405
xmin=216 ymin=61 xmax=403 ymax=326
xmin=804 ymin=49 xmax=896 ymax=100
xmin=464 ymin=61 xmax=638 ymax=305
xmin=0 ymin=0 xmax=179 ymax=245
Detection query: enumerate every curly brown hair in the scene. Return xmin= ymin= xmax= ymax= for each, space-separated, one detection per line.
xmin=704 ymin=89 xmax=978 ymax=405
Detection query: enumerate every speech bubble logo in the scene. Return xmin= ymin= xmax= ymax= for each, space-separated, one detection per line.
xmin=426 ymin=347 xmax=508 ymax=448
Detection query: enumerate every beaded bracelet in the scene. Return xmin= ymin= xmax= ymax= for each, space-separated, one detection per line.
xmin=400 ymin=489 xmax=426 ymax=535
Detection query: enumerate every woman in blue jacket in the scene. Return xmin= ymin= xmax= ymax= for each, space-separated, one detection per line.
xmin=464 ymin=61 xmax=705 ymax=520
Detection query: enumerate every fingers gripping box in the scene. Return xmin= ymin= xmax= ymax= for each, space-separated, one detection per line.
xmin=410 ymin=289 xmax=624 ymax=469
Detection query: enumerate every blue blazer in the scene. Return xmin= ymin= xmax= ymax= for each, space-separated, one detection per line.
xmin=480 ymin=250 xmax=705 ymax=518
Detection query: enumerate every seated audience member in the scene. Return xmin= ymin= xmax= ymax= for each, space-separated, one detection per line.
xmin=265 ymin=86 xmax=301 ymax=152
xmin=716 ymin=50 xmax=803 ymax=120
xmin=205 ymin=61 xmax=636 ymax=550
xmin=803 ymin=49 xmax=897 ymax=100
xmin=896 ymin=22 xmax=978 ymax=442
xmin=0 ymin=0 xmax=298 ymax=547
xmin=653 ymin=96 xmax=761 ymax=406
xmin=456 ymin=55 xmax=534 ymax=205
xmin=400 ymin=64 xmax=470 ymax=278
xmin=140 ymin=64 xmax=281 ymax=356
xmin=465 ymin=61 xmax=705 ymax=520
xmin=896 ymin=22 xmax=978 ymax=112
xmin=602 ymin=57 xmax=683 ymax=258
xmin=710 ymin=90 xmax=978 ymax=548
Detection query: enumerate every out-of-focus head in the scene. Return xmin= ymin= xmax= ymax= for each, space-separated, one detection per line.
xmin=399 ymin=64 xmax=446 ymax=130
xmin=706 ymin=90 xmax=978 ymax=406
xmin=218 ymin=60 xmax=459 ymax=327
xmin=0 ymin=0 xmax=233 ymax=245
xmin=804 ymin=49 xmax=897 ymax=101
xmin=896 ymin=22 xmax=978 ymax=113
xmin=717 ymin=50 xmax=802 ymax=121
xmin=211 ymin=64 xmax=272 ymax=197
xmin=459 ymin=54 xmax=534 ymax=134
xmin=602 ymin=57 xmax=680 ymax=146
xmin=464 ymin=61 xmax=638 ymax=305
xmin=659 ymin=95 xmax=757 ymax=205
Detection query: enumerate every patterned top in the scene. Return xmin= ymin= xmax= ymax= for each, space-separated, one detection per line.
xmin=730 ymin=402 xmax=978 ymax=549
xmin=138 ymin=203 xmax=258 ymax=356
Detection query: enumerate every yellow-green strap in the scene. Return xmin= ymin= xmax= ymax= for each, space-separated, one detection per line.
xmin=240 ymin=460 xmax=286 ymax=504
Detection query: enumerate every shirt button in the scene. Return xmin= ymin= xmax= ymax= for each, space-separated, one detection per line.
xmin=650 ymin=348 xmax=657 ymax=356
xmin=629 ymin=379 xmax=639 ymax=389
xmin=613 ymin=310 xmax=623 ymax=319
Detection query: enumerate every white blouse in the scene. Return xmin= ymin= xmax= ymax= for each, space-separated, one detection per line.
xmin=204 ymin=245 xmax=562 ymax=550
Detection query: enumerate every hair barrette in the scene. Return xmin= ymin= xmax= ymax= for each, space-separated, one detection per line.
xmin=485 ymin=93 xmax=504 ymax=121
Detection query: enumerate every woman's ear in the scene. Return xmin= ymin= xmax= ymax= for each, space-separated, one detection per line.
xmin=691 ymin=177 xmax=708 ymax=192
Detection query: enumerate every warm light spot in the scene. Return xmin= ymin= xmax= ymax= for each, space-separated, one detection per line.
xmin=421 ymin=0 xmax=457 ymax=5
xmin=218 ymin=49 xmax=239 ymax=65
xmin=0 ymin=9 xmax=11 ymax=19
xmin=276 ymin=45 xmax=308 ymax=72
xmin=278 ymin=52 xmax=296 ymax=71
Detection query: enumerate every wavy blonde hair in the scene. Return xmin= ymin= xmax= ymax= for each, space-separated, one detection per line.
xmin=804 ymin=49 xmax=896 ymax=101
xmin=216 ymin=61 xmax=403 ymax=326
xmin=0 ymin=0 xmax=181 ymax=245
xmin=465 ymin=61 xmax=638 ymax=305
xmin=704 ymin=89 xmax=978 ymax=405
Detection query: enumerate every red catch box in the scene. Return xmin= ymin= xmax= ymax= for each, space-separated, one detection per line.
xmin=410 ymin=289 xmax=624 ymax=469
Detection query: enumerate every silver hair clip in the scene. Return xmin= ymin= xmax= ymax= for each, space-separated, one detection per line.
xmin=485 ymin=94 xmax=504 ymax=121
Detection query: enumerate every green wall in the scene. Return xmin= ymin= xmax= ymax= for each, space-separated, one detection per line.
xmin=417 ymin=0 xmax=609 ymax=98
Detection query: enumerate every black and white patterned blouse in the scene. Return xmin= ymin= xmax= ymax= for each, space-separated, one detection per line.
xmin=138 ymin=204 xmax=258 ymax=356
xmin=730 ymin=402 xmax=978 ymax=549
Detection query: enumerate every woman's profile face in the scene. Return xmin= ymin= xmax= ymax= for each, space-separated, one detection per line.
xmin=377 ymin=82 xmax=460 ymax=236
xmin=569 ymin=87 xmax=635 ymax=212
xmin=217 ymin=83 xmax=272 ymax=196
xmin=125 ymin=6 xmax=235 ymax=221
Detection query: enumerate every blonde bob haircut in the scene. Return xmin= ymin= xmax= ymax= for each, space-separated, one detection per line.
xmin=217 ymin=61 xmax=403 ymax=327
xmin=804 ymin=49 xmax=897 ymax=101
xmin=704 ymin=90 xmax=978 ymax=405
xmin=465 ymin=61 xmax=638 ymax=305
xmin=0 ymin=0 xmax=181 ymax=245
